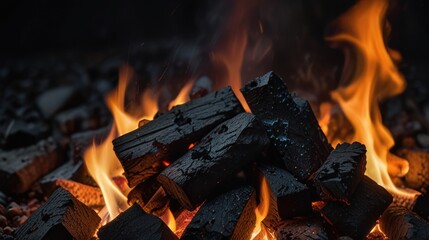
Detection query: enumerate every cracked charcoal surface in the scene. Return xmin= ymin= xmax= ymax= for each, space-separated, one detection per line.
xmin=113 ymin=87 xmax=244 ymax=187
xmin=313 ymin=142 xmax=366 ymax=202
xmin=158 ymin=113 xmax=270 ymax=210
xmin=241 ymin=71 xmax=332 ymax=181
xmin=181 ymin=186 xmax=256 ymax=240
xmin=15 ymin=188 xmax=100 ymax=240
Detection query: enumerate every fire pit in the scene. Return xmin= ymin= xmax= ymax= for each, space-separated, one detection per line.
xmin=1 ymin=0 xmax=429 ymax=239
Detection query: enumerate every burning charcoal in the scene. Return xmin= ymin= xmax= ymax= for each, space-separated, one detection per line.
xmin=36 ymin=85 xmax=80 ymax=118
xmin=257 ymin=165 xmax=312 ymax=229
xmin=15 ymin=188 xmax=100 ymax=240
xmin=181 ymin=186 xmax=257 ymax=240
xmin=69 ymin=126 xmax=111 ymax=163
xmin=127 ymin=177 xmax=160 ymax=207
xmin=158 ymin=113 xmax=269 ymax=210
xmin=138 ymin=119 xmax=150 ymax=127
xmin=320 ymin=176 xmax=393 ymax=240
xmin=189 ymin=76 xmax=213 ymax=100
xmin=241 ymin=71 xmax=332 ymax=181
xmin=312 ymin=142 xmax=367 ymax=202
xmin=98 ymin=203 xmax=178 ymax=240
xmin=0 ymin=138 xmax=60 ymax=194
xmin=114 ymin=87 xmax=244 ymax=187
xmin=380 ymin=206 xmax=429 ymax=240
xmin=40 ymin=160 xmax=95 ymax=194
xmin=45 ymin=179 xmax=104 ymax=208
xmin=398 ymin=149 xmax=429 ymax=194
xmin=412 ymin=194 xmax=429 ymax=221
xmin=275 ymin=216 xmax=331 ymax=240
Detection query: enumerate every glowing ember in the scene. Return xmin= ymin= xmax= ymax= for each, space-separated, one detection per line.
xmin=325 ymin=0 xmax=413 ymax=197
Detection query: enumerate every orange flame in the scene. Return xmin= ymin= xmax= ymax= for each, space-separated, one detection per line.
xmin=210 ymin=0 xmax=254 ymax=112
xmin=168 ymin=79 xmax=194 ymax=110
xmin=251 ymin=176 xmax=270 ymax=239
xmin=84 ymin=65 xmax=181 ymax=227
xmin=326 ymin=0 xmax=411 ymax=197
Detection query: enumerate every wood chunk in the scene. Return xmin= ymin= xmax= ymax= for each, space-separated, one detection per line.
xmin=313 ymin=142 xmax=367 ymax=202
xmin=398 ymin=149 xmax=429 ymax=194
xmin=0 ymin=138 xmax=60 ymax=194
xmin=69 ymin=126 xmax=111 ymax=163
xmin=142 ymin=187 xmax=170 ymax=216
xmin=98 ymin=204 xmax=178 ymax=240
xmin=241 ymin=71 xmax=332 ymax=181
xmin=47 ymin=179 xmax=104 ymax=208
xmin=275 ymin=216 xmax=331 ymax=240
xmin=158 ymin=113 xmax=269 ymax=210
xmin=127 ymin=177 xmax=160 ymax=207
xmin=15 ymin=188 xmax=100 ymax=240
xmin=380 ymin=206 xmax=429 ymax=240
xmin=258 ymin=165 xmax=312 ymax=229
xmin=113 ymin=86 xmax=244 ymax=187
xmin=40 ymin=160 xmax=95 ymax=194
xmin=320 ymin=176 xmax=393 ymax=240
xmin=181 ymin=186 xmax=257 ymax=240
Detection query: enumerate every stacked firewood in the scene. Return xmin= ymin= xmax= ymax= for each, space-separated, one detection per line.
xmin=94 ymin=71 xmax=422 ymax=239
xmin=4 ymin=69 xmax=429 ymax=239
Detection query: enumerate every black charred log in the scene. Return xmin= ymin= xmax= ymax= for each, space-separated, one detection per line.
xmin=275 ymin=216 xmax=331 ymax=240
xmin=0 ymin=138 xmax=60 ymax=194
xmin=98 ymin=204 xmax=178 ymax=240
xmin=15 ymin=188 xmax=100 ymax=240
xmin=158 ymin=113 xmax=269 ymax=210
xmin=113 ymin=86 xmax=244 ymax=187
xmin=312 ymin=142 xmax=366 ymax=202
xmin=257 ymin=164 xmax=312 ymax=229
xmin=181 ymin=186 xmax=257 ymax=240
xmin=320 ymin=176 xmax=393 ymax=240
xmin=241 ymin=71 xmax=332 ymax=181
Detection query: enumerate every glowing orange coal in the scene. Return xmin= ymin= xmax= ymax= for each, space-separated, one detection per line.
xmin=325 ymin=0 xmax=412 ymax=197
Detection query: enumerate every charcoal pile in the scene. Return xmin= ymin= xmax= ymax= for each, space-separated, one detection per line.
xmin=101 ymin=71 xmax=404 ymax=240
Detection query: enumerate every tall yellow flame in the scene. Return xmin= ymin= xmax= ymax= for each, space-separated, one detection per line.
xmin=327 ymin=0 xmax=410 ymax=196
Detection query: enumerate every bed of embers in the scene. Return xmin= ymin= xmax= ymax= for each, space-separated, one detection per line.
xmin=2 ymin=0 xmax=429 ymax=240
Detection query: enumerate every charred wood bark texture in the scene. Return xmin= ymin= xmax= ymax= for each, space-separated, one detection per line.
xmin=320 ymin=176 xmax=393 ymax=240
xmin=158 ymin=113 xmax=269 ymax=210
xmin=380 ymin=206 xmax=429 ymax=240
xmin=0 ymin=138 xmax=60 ymax=194
xmin=15 ymin=188 xmax=100 ymax=240
xmin=312 ymin=142 xmax=366 ymax=202
xmin=241 ymin=71 xmax=332 ymax=181
xmin=113 ymin=86 xmax=244 ymax=187
xmin=98 ymin=203 xmax=178 ymax=240
xmin=181 ymin=186 xmax=257 ymax=240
